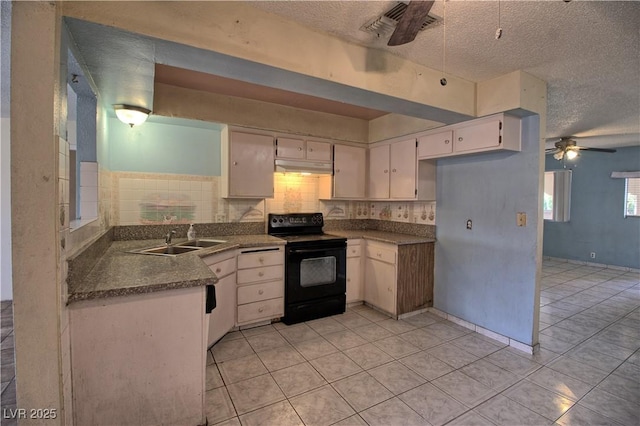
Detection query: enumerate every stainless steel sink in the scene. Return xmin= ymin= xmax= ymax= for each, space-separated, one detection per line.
xmin=129 ymin=239 xmax=226 ymax=257
xmin=139 ymin=245 xmax=202 ymax=256
xmin=176 ymin=239 xmax=226 ymax=248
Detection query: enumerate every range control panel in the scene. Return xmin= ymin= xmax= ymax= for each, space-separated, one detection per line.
xmin=268 ymin=213 xmax=324 ymax=233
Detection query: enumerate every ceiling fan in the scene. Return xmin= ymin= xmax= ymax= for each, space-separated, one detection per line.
xmin=545 ymin=137 xmax=617 ymax=161
xmin=388 ymin=1 xmax=435 ymax=46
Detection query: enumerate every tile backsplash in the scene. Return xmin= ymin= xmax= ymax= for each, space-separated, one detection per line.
xmin=112 ymin=171 xmax=436 ymax=226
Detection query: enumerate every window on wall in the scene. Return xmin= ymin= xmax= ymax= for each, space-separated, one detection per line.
xmin=544 ymin=170 xmax=572 ymax=222
xmin=625 ymin=178 xmax=640 ymax=217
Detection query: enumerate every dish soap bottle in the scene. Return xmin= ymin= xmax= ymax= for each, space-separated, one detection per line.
xmin=187 ymin=224 xmax=196 ymax=241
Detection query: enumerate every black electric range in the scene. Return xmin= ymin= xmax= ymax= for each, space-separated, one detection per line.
xmin=268 ymin=213 xmax=347 ymax=324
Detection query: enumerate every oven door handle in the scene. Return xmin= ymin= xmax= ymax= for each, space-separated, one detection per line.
xmin=288 ymin=247 xmax=334 ymax=254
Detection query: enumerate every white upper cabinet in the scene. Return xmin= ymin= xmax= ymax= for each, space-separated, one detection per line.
xmin=417 ymin=113 xmax=521 ymax=160
xmin=222 ymin=131 xmax=274 ymax=198
xmin=306 ymin=140 xmax=332 ymax=161
xmin=390 ymin=138 xmax=417 ymax=199
xmin=276 ymin=137 xmax=332 ymax=162
xmin=417 ymin=130 xmax=454 ymax=158
xmin=330 ymin=144 xmax=366 ymax=199
xmin=368 ymin=144 xmax=390 ymax=200
xmin=368 ymin=138 xmax=433 ymax=201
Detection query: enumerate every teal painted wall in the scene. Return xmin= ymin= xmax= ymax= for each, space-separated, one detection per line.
xmin=434 ymin=115 xmax=541 ymax=345
xmin=544 ymin=145 xmax=640 ymax=269
xmin=108 ymin=116 xmax=222 ymax=176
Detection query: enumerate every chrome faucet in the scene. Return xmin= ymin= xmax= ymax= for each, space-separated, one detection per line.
xmin=165 ymin=229 xmax=177 ymax=245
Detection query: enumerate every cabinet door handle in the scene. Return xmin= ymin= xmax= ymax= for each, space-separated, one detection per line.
xmin=298 ymin=146 xmax=303 ymax=151
xmin=258 ymin=289 xmax=264 ymax=295
xmin=392 ymin=169 xmax=397 ymax=173
xmin=215 ymin=267 xmax=221 ymax=273
xmin=377 ymin=253 xmax=382 ymax=257
xmin=258 ymin=271 xmax=264 ymax=277
xmin=458 ymin=137 xmax=463 ymax=142
xmin=384 ymin=169 xmax=388 ymax=174
xmin=233 ymin=161 xmax=238 ymax=165
xmin=351 ymin=249 xmax=356 ymax=253
xmin=308 ymin=148 xmax=313 ymax=152
xmin=258 ymin=257 xmax=264 ymax=263
xmin=347 ymin=278 xmax=351 ymax=282
xmin=258 ymin=307 xmax=264 ymax=313
xmin=335 ymin=169 xmax=340 ymax=173
xmin=445 ymin=139 xmax=450 ymax=144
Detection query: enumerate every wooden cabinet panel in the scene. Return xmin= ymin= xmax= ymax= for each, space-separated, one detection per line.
xmin=237 ymin=249 xmax=283 ymax=269
xmin=397 ymin=243 xmax=434 ymax=315
xmin=418 ymin=130 xmax=454 ymax=158
xmin=236 ymin=247 xmax=284 ymax=326
xmin=346 ymin=239 xmax=363 ymax=303
xmin=365 ymin=243 xmax=396 ymax=265
xmin=237 ymin=280 xmax=284 ymax=305
xmin=454 ymin=119 xmax=501 ymax=152
xmin=237 ymin=265 xmax=283 ymax=284
xmin=333 ymin=144 xmax=366 ymax=199
xmin=276 ymin=137 xmax=305 ymax=159
xmin=203 ymin=256 xmax=236 ymax=278
xmin=364 ymin=257 xmax=396 ymax=315
xmin=368 ymin=144 xmax=390 ymax=199
xmin=226 ymin=131 xmax=274 ymax=198
xmin=416 ymin=113 xmax=521 ymax=160
xmin=208 ymin=273 xmax=237 ymax=346
xmin=237 ymin=297 xmax=284 ymax=325
xmin=306 ymin=140 xmax=332 ymax=161
xmin=390 ymin=138 xmax=417 ymax=199
xmin=363 ymin=240 xmax=434 ymax=317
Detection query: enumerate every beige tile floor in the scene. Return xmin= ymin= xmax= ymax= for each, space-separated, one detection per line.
xmin=0 ymin=260 xmax=638 ymax=425
xmin=206 ymin=260 xmax=639 ymax=426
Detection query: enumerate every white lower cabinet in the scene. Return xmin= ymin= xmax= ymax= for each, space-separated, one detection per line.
xmin=202 ymin=250 xmax=237 ymax=347
xmin=346 ymin=239 xmax=363 ymax=303
xmin=364 ymin=241 xmax=397 ymax=315
xmin=236 ymin=246 xmax=284 ymax=326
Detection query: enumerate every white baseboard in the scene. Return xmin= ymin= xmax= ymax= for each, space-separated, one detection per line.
xmin=426 ymin=308 xmax=537 ymax=354
xmin=543 ymin=256 xmax=640 ymax=273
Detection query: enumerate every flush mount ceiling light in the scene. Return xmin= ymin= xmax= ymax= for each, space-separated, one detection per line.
xmin=113 ymin=104 xmax=151 ymax=127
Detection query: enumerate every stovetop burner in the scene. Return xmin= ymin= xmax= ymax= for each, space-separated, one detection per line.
xmin=268 ymin=213 xmax=345 ymax=246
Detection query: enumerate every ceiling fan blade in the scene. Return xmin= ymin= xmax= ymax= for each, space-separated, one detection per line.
xmin=578 ymin=147 xmax=617 ymax=153
xmin=387 ymin=1 xmax=435 ymax=46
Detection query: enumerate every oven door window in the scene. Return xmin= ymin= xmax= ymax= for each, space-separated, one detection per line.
xmin=300 ymin=256 xmax=336 ymax=287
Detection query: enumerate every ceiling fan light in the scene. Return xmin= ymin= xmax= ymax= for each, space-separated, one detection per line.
xmin=114 ymin=104 xmax=151 ymax=127
xmin=553 ymin=151 xmax=564 ymax=161
xmin=565 ymin=149 xmax=578 ymax=160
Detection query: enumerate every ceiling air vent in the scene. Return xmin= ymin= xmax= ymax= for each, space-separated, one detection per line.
xmin=360 ymin=2 xmax=441 ymax=36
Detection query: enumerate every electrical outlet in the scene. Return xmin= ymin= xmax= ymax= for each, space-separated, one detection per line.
xmin=590 ymin=252 xmax=596 ymax=259
xmin=517 ymin=212 xmax=527 ymax=227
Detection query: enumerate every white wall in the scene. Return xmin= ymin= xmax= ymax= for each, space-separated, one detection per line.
xmin=0 ymin=117 xmax=11 ymax=301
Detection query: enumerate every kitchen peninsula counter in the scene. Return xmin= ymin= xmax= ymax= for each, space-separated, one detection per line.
xmin=326 ymin=229 xmax=436 ymax=245
xmin=67 ymin=234 xmax=285 ymax=303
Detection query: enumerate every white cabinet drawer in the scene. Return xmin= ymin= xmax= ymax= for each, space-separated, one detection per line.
xmin=347 ymin=244 xmax=362 ymax=258
xmin=237 ymin=265 xmax=283 ymax=284
xmin=237 ymin=298 xmax=284 ymax=325
xmin=238 ymin=280 xmax=283 ymax=305
xmin=202 ymin=250 xmax=235 ymax=267
xmin=365 ymin=244 xmax=396 ymax=265
xmin=237 ymin=249 xmax=283 ymax=269
xmin=206 ymin=257 xmax=236 ymax=279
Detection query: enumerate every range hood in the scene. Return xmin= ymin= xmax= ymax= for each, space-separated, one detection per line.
xmin=275 ymin=159 xmax=333 ymax=175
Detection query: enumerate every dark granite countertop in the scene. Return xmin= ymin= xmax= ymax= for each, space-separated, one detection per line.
xmin=326 ymin=230 xmax=436 ymax=245
xmin=67 ymin=235 xmax=286 ymax=304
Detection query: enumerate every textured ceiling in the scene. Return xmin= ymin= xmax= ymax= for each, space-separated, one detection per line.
xmin=248 ymin=0 xmax=640 ymax=148
xmin=59 ymin=1 xmax=640 ymax=149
